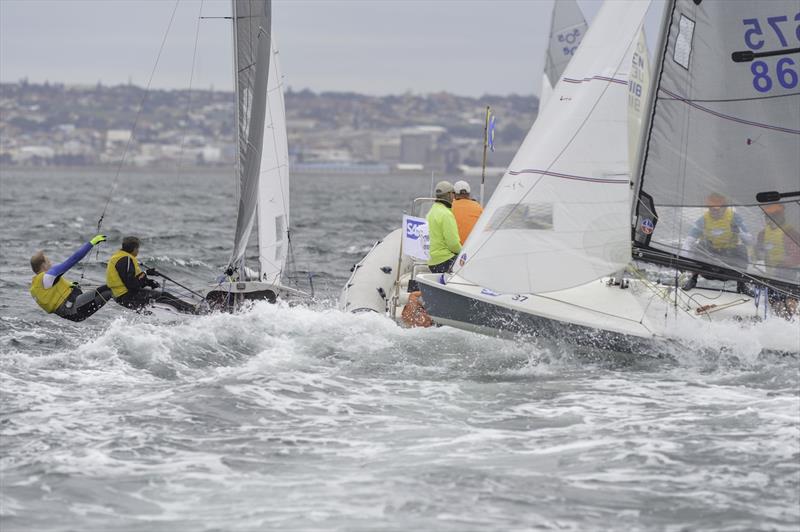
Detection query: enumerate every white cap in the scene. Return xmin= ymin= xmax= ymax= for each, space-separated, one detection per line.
xmin=454 ymin=180 xmax=470 ymax=194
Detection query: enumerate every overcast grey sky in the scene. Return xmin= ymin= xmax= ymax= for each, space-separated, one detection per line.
xmin=1 ymin=0 xmax=662 ymax=97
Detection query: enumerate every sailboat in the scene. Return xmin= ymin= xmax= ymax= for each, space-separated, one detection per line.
xmin=204 ymin=0 xmax=304 ymax=309
xmin=339 ymin=0 xmax=592 ymax=318
xmin=539 ymin=0 xmax=588 ymax=112
xmin=414 ymin=0 xmax=800 ymax=355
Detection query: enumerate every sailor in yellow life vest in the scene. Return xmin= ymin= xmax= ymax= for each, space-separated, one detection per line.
xmin=452 ymin=180 xmax=483 ymax=244
xmin=29 ymin=234 xmax=113 ymax=321
xmin=756 ymin=203 xmax=800 ymax=318
xmin=681 ymin=192 xmax=753 ymax=292
xmin=426 ymin=181 xmax=462 ymax=274
xmin=106 ymin=236 xmax=199 ymax=314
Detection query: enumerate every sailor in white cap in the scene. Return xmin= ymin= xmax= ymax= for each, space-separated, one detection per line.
xmin=452 ymin=180 xmax=483 ymax=243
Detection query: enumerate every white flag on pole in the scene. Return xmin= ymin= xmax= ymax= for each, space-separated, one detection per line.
xmin=402 ymin=215 xmax=429 ymax=261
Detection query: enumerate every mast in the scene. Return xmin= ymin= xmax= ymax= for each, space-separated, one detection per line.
xmin=630 ymin=0 xmax=673 ymax=214
xmin=230 ymin=0 xmax=243 ymax=278
xmin=479 ymin=106 xmax=490 ymax=206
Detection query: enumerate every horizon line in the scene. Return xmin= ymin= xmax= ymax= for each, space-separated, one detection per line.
xmin=0 ymin=77 xmax=539 ymax=100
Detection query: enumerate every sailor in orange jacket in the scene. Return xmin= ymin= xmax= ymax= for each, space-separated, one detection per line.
xmin=452 ymin=180 xmax=483 ymax=244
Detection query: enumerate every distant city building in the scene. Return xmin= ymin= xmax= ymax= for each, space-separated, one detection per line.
xmin=0 ymin=81 xmax=538 ymax=172
xmin=400 ymin=133 xmax=430 ymax=165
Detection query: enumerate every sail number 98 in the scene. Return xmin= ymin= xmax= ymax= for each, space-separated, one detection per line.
xmin=751 ymin=58 xmax=798 ymax=92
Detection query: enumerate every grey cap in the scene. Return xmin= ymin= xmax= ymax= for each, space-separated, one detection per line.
xmin=435 ymin=180 xmax=454 ymax=198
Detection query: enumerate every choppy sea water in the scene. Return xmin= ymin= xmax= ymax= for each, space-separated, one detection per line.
xmin=1 ymin=168 xmax=798 ymax=531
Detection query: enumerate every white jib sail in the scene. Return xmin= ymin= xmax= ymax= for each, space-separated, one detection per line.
xmin=453 ymin=0 xmax=651 ymax=295
xmin=257 ymin=36 xmax=290 ymax=285
xmin=539 ymin=0 xmax=588 ymax=111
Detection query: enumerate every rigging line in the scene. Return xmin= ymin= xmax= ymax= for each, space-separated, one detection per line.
xmin=653 ymin=199 xmax=800 ymax=208
xmin=659 ymin=87 xmax=800 ymax=134
xmin=174 ymin=0 xmax=205 ymax=197
xmin=450 ymin=12 xmax=647 ymax=278
xmin=668 ymin=0 xmax=701 ymax=312
xmin=657 ymin=90 xmax=800 ymax=104
xmin=653 ymin=239 xmax=798 ymax=297
xmin=95 ymin=0 xmax=181 ymax=232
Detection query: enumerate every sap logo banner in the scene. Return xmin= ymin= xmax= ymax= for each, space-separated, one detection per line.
xmin=402 ymin=215 xmax=430 ymax=261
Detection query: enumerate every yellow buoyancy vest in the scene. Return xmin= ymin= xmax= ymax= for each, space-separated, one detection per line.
xmin=703 ymin=208 xmax=738 ymax=249
xmin=762 ymin=223 xmax=786 ymax=267
xmin=30 ymin=272 xmax=73 ymax=313
xmin=106 ymin=249 xmax=142 ymax=298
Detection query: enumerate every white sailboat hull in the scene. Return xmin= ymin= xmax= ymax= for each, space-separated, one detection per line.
xmin=205 ymin=280 xmax=307 ymax=309
xmin=416 ymin=273 xmax=800 ymax=356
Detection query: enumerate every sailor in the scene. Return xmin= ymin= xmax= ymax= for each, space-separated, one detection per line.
xmin=452 ymin=180 xmax=483 ymax=244
xmin=757 ymin=203 xmax=800 ymax=272
xmin=756 ymin=203 xmax=800 ymax=317
xmin=681 ymin=193 xmax=753 ymax=292
xmin=29 ymin=234 xmax=113 ymax=321
xmin=401 ymin=291 xmax=433 ymax=328
xmin=106 ymin=236 xmax=198 ymax=314
xmin=426 ymin=181 xmax=462 ymax=273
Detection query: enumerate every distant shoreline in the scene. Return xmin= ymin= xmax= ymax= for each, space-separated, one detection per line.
xmin=0 ymin=165 xmax=452 ymax=180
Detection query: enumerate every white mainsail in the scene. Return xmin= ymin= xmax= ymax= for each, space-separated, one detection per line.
xmin=539 ymin=0 xmax=588 ymax=111
xmin=454 ymin=0 xmax=650 ymax=295
xmin=634 ymin=0 xmax=800 ymax=288
xmin=229 ymin=0 xmax=271 ymax=270
xmin=256 ymin=37 xmax=290 ymax=284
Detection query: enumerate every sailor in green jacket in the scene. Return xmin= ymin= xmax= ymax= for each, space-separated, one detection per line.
xmin=427 ymin=181 xmax=462 ymax=273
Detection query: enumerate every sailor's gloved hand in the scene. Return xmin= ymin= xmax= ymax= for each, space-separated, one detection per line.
xmin=146 ymin=279 xmax=160 ymax=289
xmin=145 ymin=267 xmax=160 ymax=277
xmin=90 ymin=234 xmax=107 ymax=246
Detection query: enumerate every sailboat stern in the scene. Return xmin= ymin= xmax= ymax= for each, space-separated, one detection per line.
xmin=204 ymin=280 xmax=306 ymax=311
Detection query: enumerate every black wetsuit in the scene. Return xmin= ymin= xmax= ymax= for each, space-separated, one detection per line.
xmin=55 ymin=285 xmax=113 ymax=322
xmin=113 ymin=257 xmax=197 ymax=314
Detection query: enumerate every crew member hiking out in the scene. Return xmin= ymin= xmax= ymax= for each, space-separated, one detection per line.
xmin=29 ymin=234 xmax=112 ymax=322
xmin=452 ymin=180 xmax=483 ymax=244
xmin=426 ymin=181 xmax=462 ymax=274
xmin=106 ymin=236 xmax=198 ymax=314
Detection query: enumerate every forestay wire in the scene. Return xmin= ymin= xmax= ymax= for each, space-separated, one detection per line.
xmin=95 ymin=0 xmax=181 ymax=233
